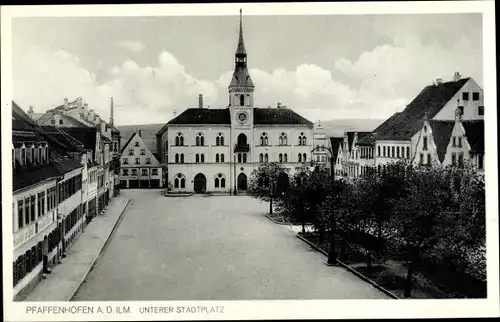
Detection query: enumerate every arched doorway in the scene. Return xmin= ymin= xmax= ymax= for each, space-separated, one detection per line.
xmin=193 ymin=173 xmax=207 ymax=193
xmin=276 ymin=172 xmax=289 ymax=196
xmin=237 ymin=133 xmax=247 ymax=146
xmin=237 ymin=173 xmax=247 ymax=191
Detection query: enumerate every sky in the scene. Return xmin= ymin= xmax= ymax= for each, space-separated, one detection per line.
xmin=11 ymin=13 xmax=483 ymax=126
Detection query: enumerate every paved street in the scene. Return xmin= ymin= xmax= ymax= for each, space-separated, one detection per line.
xmin=72 ymin=190 xmax=388 ymax=300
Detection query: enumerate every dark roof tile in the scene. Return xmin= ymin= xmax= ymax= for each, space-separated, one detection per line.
xmin=463 ymin=120 xmax=484 ymax=153
xmin=428 ymin=120 xmax=455 ymax=163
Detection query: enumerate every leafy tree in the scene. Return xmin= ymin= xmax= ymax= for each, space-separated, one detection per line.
xmin=248 ymin=162 xmax=289 ymax=215
xmin=390 ymin=164 xmax=450 ymax=297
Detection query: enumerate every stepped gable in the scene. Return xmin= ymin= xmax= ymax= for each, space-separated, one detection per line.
xmin=375 ymin=78 xmax=470 ymax=141
xmin=428 ymin=120 xmax=455 ymax=163
xmin=329 ymin=137 xmax=344 ymax=161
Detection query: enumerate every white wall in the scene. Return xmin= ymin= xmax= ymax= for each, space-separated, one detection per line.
xmin=433 ymin=78 xmax=484 ymax=121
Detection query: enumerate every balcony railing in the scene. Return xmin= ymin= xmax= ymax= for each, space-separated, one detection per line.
xmin=234 ymin=144 xmax=250 ymax=152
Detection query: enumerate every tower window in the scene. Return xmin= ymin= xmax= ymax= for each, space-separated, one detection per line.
xmin=240 ymin=94 xmax=245 ymax=106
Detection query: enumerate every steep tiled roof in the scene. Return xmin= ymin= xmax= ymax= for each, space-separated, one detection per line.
xmin=163 ymin=107 xmax=313 ymax=127
xmin=167 ymin=108 xmax=231 ymax=125
xmin=330 ymin=137 xmax=343 ymax=161
xmin=428 ymin=120 xmax=455 ymax=163
xmin=254 ymin=108 xmax=313 ymax=126
xmin=463 ymin=120 xmax=484 ymax=153
xmin=230 ymin=68 xmax=254 ymax=88
xmin=120 ymin=132 xmax=138 ymax=154
xmin=60 ymin=127 xmax=98 ymax=150
xmin=375 ymin=78 xmax=469 ymax=141
xmin=40 ymin=126 xmax=83 ymax=152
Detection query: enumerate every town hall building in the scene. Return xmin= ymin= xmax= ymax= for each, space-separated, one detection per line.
xmin=156 ymin=10 xmax=314 ymax=194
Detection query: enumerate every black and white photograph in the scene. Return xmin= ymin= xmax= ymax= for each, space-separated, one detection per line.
xmin=1 ymin=2 xmax=498 ymax=321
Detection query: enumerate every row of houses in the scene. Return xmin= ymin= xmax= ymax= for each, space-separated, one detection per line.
xmin=319 ymin=73 xmax=485 ymax=178
xmin=12 ymin=98 xmax=121 ymax=300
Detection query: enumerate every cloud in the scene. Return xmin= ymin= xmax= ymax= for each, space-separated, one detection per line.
xmin=13 ymin=32 xmax=482 ymax=126
xmin=117 ymin=40 xmax=146 ymax=53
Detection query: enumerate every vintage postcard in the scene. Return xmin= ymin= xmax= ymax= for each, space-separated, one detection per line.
xmin=1 ymin=1 xmax=498 ymax=321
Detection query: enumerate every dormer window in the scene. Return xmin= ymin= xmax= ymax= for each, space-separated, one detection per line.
xmin=134 ymin=142 xmax=139 ymax=147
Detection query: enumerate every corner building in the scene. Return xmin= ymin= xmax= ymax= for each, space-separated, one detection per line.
xmin=157 ymin=11 xmax=313 ymax=193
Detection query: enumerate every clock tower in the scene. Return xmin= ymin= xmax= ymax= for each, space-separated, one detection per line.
xmin=229 ymin=9 xmax=254 ymax=128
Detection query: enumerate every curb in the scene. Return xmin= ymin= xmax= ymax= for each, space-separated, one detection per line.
xmin=296 ymin=234 xmax=400 ymax=300
xmin=264 ymin=214 xmax=290 ymax=226
xmin=67 ymin=198 xmax=131 ymax=301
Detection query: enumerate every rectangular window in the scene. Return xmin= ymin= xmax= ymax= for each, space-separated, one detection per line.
xmin=458 ymin=152 xmax=464 ymax=167
xmin=478 ymin=106 xmax=484 ymax=116
xmin=24 ymin=197 xmax=30 ymax=225
xmin=472 ymin=92 xmax=480 ymax=101
xmin=419 ymin=153 xmax=424 ymax=164
xmin=452 ymin=137 xmax=456 ymax=147
xmin=383 ymin=146 xmax=386 ymax=157
xmin=123 ymin=158 xmax=128 ymax=164
xmin=458 ymin=106 xmax=464 ymax=116
xmin=141 ymin=169 xmax=148 ymax=176
xmin=122 ymin=169 xmax=129 ymax=176
xmin=140 ymin=149 xmax=145 ymax=155
xmin=131 ymin=169 xmax=137 ymax=176
xmin=452 ymin=152 xmax=457 ymax=165
xmin=427 ymin=154 xmax=431 ymax=165
xmin=458 ymin=137 xmax=462 ymax=147
xmin=135 ymin=158 xmax=140 ymax=164
xmin=423 ymin=137 xmax=428 ymax=150
xmin=152 ymin=169 xmax=158 ymax=175
xmin=18 ymin=200 xmax=23 ymax=229
xmin=462 ymin=92 xmax=469 ymax=101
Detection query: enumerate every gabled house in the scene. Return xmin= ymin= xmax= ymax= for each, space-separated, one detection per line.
xmin=120 ymin=130 xmax=163 ymax=189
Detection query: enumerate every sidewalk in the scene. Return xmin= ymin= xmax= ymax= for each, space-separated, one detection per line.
xmin=24 ymin=195 xmax=130 ymax=302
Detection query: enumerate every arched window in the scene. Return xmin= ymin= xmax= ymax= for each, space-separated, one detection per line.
xmin=260 ymin=133 xmax=268 ymax=146
xmin=216 ymin=153 xmax=220 ymax=163
xmin=174 ymin=173 xmax=185 ymax=189
xmin=265 ymin=153 xmax=269 ymax=163
xmin=298 ymin=132 xmax=306 ymax=146
xmin=215 ymin=173 xmax=225 ymax=189
xmin=246 ymin=94 xmax=251 ymax=106
xmin=298 ymin=153 xmax=302 ymax=162
xmin=175 ymin=153 xmax=179 ymax=163
xmin=180 ymin=154 xmax=184 ymax=163
xmin=284 ymin=153 xmax=288 ymax=163
xmin=196 ymin=154 xmax=200 ymax=163
xmin=176 ymin=133 xmax=184 ymax=146
xmin=279 ymin=133 xmax=287 ymax=146
xmin=259 ymin=153 xmax=263 ymax=163
xmin=243 ymin=153 xmax=247 ymax=163
xmin=238 ymin=153 xmax=242 ymax=163
xmin=216 ymin=133 xmax=224 ymax=146
xmin=279 ymin=153 xmax=283 ymax=163
xmin=196 ymin=133 xmax=204 ymax=146
xmin=180 ymin=178 xmax=185 ymax=188
xmin=221 ymin=154 xmax=225 ymax=163
xmin=240 ymin=94 xmax=245 ymax=106
xmin=303 ymin=153 xmax=307 ymax=162
xmin=201 ymin=154 xmax=205 ymax=163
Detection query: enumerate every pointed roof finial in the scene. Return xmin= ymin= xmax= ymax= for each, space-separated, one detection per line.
xmin=236 ymin=8 xmax=246 ymax=55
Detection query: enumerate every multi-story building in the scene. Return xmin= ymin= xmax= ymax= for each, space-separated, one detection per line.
xmin=156 ymin=11 xmax=314 ymax=194
xmin=12 ymin=102 xmax=83 ymax=300
xmin=120 ymin=130 xmax=163 ymax=188
xmin=312 ymin=122 xmax=328 ymax=166
xmin=336 ymin=131 xmax=371 ymax=178
xmin=344 ymin=72 xmax=484 ymax=178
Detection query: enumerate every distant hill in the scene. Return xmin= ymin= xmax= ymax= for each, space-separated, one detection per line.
xmin=116 ymin=119 xmax=384 ymax=153
xmin=319 ymin=119 xmax=384 ymax=137
xmin=117 ymin=123 xmax=164 ymax=154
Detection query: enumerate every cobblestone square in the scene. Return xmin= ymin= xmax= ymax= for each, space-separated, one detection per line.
xmin=72 ymin=190 xmax=388 ymax=300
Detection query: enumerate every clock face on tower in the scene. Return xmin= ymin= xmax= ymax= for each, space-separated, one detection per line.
xmin=237 ymin=111 xmax=248 ymax=124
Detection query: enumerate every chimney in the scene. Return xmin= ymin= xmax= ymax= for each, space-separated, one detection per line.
xmin=88 ymin=109 xmax=95 ymax=121
xmin=83 ymin=103 xmax=89 ymax=117
xmin=198 ymin=94 xmax=203 ymax=109
xmin=95 ymin=115 xmax=100 ymax=124
xmin=436 ymin=78 xmax=443 ymax=85
xmin=453 ymin=72 xmax=461 ymax=82
xmin=64 ymin=98 xmax=69 ymax=109
xmin=77 ymin=97 xmax=83 ymax=108
xmin=110 ymin=97 xmax=114 ymax=125
xmin=27 ymin=106 xmax=34 ymax=119
xmin=277 ymin=102 xmax=282 ymax=108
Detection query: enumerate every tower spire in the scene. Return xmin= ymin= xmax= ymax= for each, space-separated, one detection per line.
xmin=236 ymin=8 xmax=246 ymax=55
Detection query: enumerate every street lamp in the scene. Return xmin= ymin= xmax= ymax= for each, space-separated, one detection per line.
xmin=310 ymin=146 xmax=338 ymax=265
